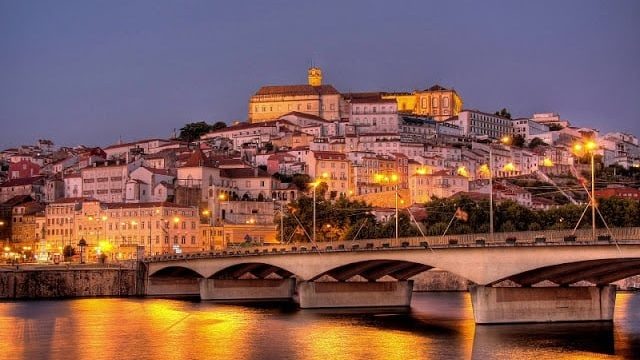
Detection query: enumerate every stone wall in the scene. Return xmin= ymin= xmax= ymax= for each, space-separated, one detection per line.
xmin=0 ymin=268 xmax=138 ymax=299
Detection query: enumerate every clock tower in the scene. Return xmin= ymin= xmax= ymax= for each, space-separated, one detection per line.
xmin=307 ymin=67 xmax=323 ymax=86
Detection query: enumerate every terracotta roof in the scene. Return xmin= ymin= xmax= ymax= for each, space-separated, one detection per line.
xmin=103 ymin=202 xmax=194 ymax=210
xmin=342 ymin=92 xmax=382 ymax=100
xmin=103 ymin=138 xmax=164 ymax=150
xmin=314 ymin=151 xmax=347 ymax=160
xmin=1 ymin=195 xmax=34 ymax=207
xmin=279 ymin=111 xmax=330 ymax=122
xmin=141 ymin=166 xmax=172 ymax=176
xmin=0 ymin=176 xmax=43 ymax=188
xmin=182 ymin=148 xmax=215 ymax=168
xmin=254 ymin=84 xmax=339 ymax=96
xmin=349 ymin=97 xmax=396 ymax=104
xmin=51 ymin=197 xmax=98 ymax=204
xmin=220 ymin=168 xmax=271 ymax=179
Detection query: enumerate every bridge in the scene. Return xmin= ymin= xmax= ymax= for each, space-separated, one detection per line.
xmin=143 ymin=227 xmax=640 ymax=324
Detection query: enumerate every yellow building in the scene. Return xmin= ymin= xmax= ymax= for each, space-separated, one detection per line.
xmin=248 ymin=67 xmax=342 ymax=123
xmin=382 ymin=84 xmax=463 ymax=121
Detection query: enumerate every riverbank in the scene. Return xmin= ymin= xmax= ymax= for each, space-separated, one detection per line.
xmin=0 ymin=265 xmax=139 ymax=299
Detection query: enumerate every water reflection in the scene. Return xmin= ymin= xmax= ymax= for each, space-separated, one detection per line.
xmin=0 ymin=292 xmax=638 ymax=360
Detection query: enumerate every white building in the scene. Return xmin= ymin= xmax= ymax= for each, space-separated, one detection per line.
xmin=348 ymin=98 xmax=398 ymax=134
xmin=451 ymin=110 xmax=514 ymax=139
xmin=513 ymin=118 xmax=550 ymax=141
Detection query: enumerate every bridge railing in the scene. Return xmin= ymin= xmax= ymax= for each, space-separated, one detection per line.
xmin=144 ymin=227 xmax=640 ymax=262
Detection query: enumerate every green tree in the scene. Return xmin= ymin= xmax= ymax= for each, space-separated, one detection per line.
xmin=211 ymin=121 xmax=227 ymax=130
xmin=529 ymin=137 xmax=547 ymax=149
xmin=495 ymin=108 xmax=512 ymax=119
xmin=291 ymin=174 xmax=312 ymax=191
xmin=511 ymin=134 xmax=525 ymax=148
xmin=63 ymin=245 xmax=75 ymax=261
xmin=178 ymin=121 xmax=212 ymax=142
xmin=548 ymin=123 xmax=564 ymax=131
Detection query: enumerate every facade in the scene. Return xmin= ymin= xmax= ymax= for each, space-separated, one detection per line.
xmin=348 ymin=97 xmax=398 ymax=134
xmin=409 ymin=169 xmax=469 ymax=203
xmin=81 ymin=160 xmax=139 ymax=203
xmin=0 ymin=177 xmax=44 ymax=203
xmin=381 ymin=85 xmax=463 ymax=121
xmin=248 ymin=67 xmax=342 ymax=123
xmin=8 ymin=160 xmax=41 ymax=179
xmin=310 ymin=151 xmax=350 ymax=199
xmin=452 ymin=110 xmax=515 ymax=140
xmin=513 ymin=118 xmax=550 ymax=141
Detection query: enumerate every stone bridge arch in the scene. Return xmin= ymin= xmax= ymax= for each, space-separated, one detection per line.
xmin=210 ymin=262 xmax=296 ymax=280
xmin=492 ymin=258 xmax=640 ymax=287
xmin=308 ymin=259 xmax=434 ymax=282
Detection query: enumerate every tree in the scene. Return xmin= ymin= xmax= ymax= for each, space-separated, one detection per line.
xmin=291 ymin=174 xmax=312 ymax=191
xmin=211 ymin=121 xmax=227 ymax=130
xmin=178 ymin=121 xmax=212 ymax=142
xmin=548 ymin=123 xmax=564 ymax=131
xmin=511 ymin=134 xmax=525 ymax=148
xmin=495 ymin=108 xmax=512 ymax=119
xmin=529 ymin=137 xmax=547 ymax=149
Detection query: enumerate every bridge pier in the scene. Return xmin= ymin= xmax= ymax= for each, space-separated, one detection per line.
xmin=469 ymin=285 xmax=616 ymax=324
xmin=146 ymin=277 xmax=200 ymax=297
xmin=199 ymin=278 xmax=295 ymax=301
xmin=297 ymin=280 xmax=413 ymax=309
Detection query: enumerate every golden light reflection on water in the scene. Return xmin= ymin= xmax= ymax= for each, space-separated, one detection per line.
xmin=0 ymin=292 xmax=638 ymax=359
xmin=296 ymin=322 xmax=431 ymax=360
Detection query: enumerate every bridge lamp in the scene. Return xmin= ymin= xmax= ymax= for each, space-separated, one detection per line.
xmin=310 ymin=181 xmax=321 ymax=244
xmin=572 ymin=139 xmax=599 ymax=240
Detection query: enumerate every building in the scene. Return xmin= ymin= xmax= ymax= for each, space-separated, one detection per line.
xmin=8 ymin=160 xmax=41 ymax=179
xmin=409 ymin=169 xmax=469 ymax=203
xmin=530 ymin=112 xmax=571 ymax=128
xmin=11 ymin=201 xmax=45 ymax=246
xmin=450 ymin=110 xmax=515 ymax=140
xmin=0 ymin=176 xmax=44 ymax=203
xmin=383 ymin=85 xmax=463 ymax=121
xmin=248 ymin=67 xmax=342 ymax=123
xmin=513 ymin=118 xmax=550 ymax=141
xmin=81 ymin=160 xmax=140 ymax=203
xmin=347 ymin=97 xmax=398 ymax=134
xmin=309 ymin=151 xmax=351 ymax=199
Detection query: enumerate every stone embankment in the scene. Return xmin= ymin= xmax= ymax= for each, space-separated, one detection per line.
xmin=0 ymin=264 xmax=139 ymax=299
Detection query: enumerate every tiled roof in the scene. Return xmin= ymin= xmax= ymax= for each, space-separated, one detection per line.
xmin=103 ymin=138 xmax=164 ymax=150
xmin=254 ymin=84 xmax=340 ymax=96
xmin=0 ymin=176 xmax=43 ymax=188
xmin=103 ymin=202 xmax=194 ymax=210
xmin=279 ymin=111 xmax=330 ymax=122
xmin=220 ymin=168 xmax=271 ymax=179
xmin=349 ymin=97 xmax=396 ymax=104
xmin=314 ymin=151 xmax=347 ymax=160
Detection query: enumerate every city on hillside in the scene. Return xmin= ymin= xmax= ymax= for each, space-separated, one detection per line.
xmin=2 ymin=67 xmax=640 ymax=263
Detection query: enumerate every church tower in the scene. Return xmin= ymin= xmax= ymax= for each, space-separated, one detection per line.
xmin=307 ymin=67 xmax=322 ymax=86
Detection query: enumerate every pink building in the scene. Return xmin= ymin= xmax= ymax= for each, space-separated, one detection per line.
xmin=8 ymin=160 xmax=40 ymax=179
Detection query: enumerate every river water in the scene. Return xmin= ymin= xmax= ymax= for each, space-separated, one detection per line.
xmin=0 ymin=292 xmax=638 ymax=360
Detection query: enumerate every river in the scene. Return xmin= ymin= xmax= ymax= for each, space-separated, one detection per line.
xmin=0 ymin=292 xmax=638 ymax=360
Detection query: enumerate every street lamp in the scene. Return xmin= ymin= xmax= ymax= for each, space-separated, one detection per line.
xmin=573 ymin=140 xmax=598 ymax=240
xmin=310 ymin=181 xmax=320 ymax=243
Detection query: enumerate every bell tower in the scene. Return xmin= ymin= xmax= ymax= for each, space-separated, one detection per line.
xmin=307 ymin=67 xmax=322 ymax=86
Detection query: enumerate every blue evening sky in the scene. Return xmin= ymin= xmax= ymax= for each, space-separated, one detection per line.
xmin=1 ymin=0 xmax=639 ymax=147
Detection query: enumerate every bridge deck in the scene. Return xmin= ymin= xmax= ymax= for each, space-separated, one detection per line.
xmin=146 ymin=227 xmax=640 ymax=263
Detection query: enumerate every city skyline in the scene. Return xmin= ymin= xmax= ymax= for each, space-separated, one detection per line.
xmin=2 ymin=0 xmax=640 ymax=148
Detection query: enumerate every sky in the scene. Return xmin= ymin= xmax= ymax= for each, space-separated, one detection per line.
xmin=1 ymin=0 xmax=639 ymax=148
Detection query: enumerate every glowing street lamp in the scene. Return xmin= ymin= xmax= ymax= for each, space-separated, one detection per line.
xmin=573 ymin=139 xmax=599 ymax=240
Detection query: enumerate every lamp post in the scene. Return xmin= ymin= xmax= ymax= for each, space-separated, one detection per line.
xmin=573 ymin=141 xmax=598 ymax=240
